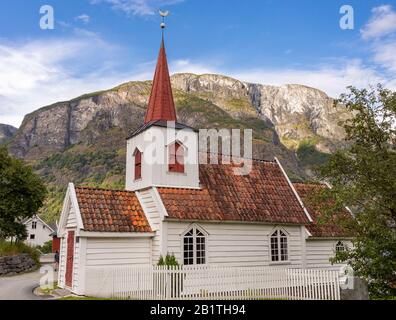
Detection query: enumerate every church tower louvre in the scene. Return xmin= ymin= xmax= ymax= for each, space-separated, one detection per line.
xmin=125 ymin=18 xmax=199 ymax=192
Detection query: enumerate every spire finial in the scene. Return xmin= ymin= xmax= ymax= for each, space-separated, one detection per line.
xmin=144 ymin=11 xmax=177 ymax=124
xmin=159 ymin=10 xmax=169 ymax=38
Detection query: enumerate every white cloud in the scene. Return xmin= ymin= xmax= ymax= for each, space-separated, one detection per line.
xmin=0 ymin=34 xmax=131 ymax=128
xmin=233 ymin=63 xmax=395 ymax=98
xmin=171 ymin=59 xmax=217 ymax=75
xmin=372 ymin=41 xmax=396 ymax=72
xmin=361 ymin=5 xmax=396 ymax=39
xmin=2 ymin=40 xmax=395 ymax=129
xmin=167 ymin=59 xmax=394 ymax=99
xmin=359 ymin=4 xmax=396 ymax=78
xmin=90 ymin=0 xmax=183 ymax=16
xmin=75 ymin=14 xmax=91 ymax=24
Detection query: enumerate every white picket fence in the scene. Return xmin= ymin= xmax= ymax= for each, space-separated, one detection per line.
xmin=85 ymin=265 xmax=340 ymax=300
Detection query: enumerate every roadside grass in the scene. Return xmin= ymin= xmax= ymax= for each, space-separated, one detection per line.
xmin=0 ymin=240 xmax=40 ymax=264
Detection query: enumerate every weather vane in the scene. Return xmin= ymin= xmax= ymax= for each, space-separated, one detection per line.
xmin=159 ymin=10 xmax=169 ymax=31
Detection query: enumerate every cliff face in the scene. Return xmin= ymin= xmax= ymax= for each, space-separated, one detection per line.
xmin=171 ymin=74 xmax=350 ymax=153
xmin=6 ymin=73 xmax=350 ymax=222
xmin=10 ymin=73 xmax=348 ymax=160
xmin=0 ymin=124 xmax=17 ymax=144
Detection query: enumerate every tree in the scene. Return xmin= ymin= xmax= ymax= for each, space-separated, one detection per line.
xmin=315 ymin=85 xmax=396 ymax=298
xmin=0 ymin=147 xmax=47 ymax=241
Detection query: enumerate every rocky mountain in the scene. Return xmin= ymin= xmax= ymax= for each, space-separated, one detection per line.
xmin=0 ymin=124 xmax=17 ymax=144
xmin=6 ymin=73 xmax=350 ymax=222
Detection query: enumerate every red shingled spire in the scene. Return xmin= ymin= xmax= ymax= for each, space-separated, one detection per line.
xmin=144 ymin=39 xmax=177 ymax=124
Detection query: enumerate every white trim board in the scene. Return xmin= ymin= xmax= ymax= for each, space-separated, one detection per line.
xmin=78 ymin=231 xmax=155 ymax=238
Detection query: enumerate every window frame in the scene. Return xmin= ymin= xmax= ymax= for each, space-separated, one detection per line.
xmin=168 ymin=141 xmax=185 ymax=174
xmin=133 ymin=148 xmax=142 ymax=181
xmin=32 ymin=221 xmax=37 ymax=229
xmin=181 ymin=225 xmax=208 ymax=266
xmin=335 ymin=241 xmax=346 ymax=252
xmin=269 ymin=228 xmax=290 ymax=264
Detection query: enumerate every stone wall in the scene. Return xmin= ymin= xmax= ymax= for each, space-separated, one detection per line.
xmin=340 ymin=277 xmax=369 ymax=300
xmin=0 ymin=254 xmax=37 ymax=276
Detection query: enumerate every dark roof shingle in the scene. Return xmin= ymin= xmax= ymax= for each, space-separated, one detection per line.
xmin=158 ymin=160 xmax=310 ymax=224
xmin=75 ymin=187 xmax=152 ymax=233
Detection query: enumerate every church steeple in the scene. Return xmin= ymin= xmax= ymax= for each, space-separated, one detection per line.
xmin=144 ymin=37 xmax=177 ymax=124
xmin=126 ymin=12 xmax=199 ymax=192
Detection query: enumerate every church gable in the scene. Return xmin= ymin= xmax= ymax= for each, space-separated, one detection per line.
xmin=58 ymin=183 xmax=84 ymax=235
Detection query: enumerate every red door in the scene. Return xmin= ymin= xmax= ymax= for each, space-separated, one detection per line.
xmin=52 ymin=236 xmax=61 ymax=253
xmin=65 ymin=231 xmax=75 ymax=288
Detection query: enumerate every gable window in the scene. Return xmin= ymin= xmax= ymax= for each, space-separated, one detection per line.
xmin=270 ymin=229 xmax=288 ymax=262
xmin=169 ymin=142 xmax=185 ymax=173
xmin=335 ymin=241 xmax=346 ymax=252
xmin=183 ymin=226 xmax=206 ymax=265
xmin=32 ymin=221 xmax=37 ymax=229
xmin=134 ymin=149 xmax=142 ymax=181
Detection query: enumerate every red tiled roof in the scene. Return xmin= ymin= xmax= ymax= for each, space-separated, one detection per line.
xmin=293 ymin=183 xmax=350 ymax=238
xmin=144 ymin=39 xmax=177 ymax=124
xmin=75 ymin=187 xmax=152 ymax=233
xmin=158 ymin=160 xmax=310 ymax=224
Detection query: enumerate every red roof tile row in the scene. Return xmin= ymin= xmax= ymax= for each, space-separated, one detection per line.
xmin=158 ymin=160 xmax=311 ymax=224
xmin=75 ymin=187 xmax=152 ymax=233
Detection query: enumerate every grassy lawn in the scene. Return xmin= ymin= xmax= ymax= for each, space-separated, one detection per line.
xmin=58 ymin=296 xmax=113 ymax=300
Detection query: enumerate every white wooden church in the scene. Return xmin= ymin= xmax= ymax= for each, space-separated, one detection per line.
xmin=57 ymin=34 xmax=352 ymax=296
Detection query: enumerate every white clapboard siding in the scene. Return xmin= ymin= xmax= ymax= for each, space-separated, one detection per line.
xmin=72 ymin=239 xmax=80 ymax=292
xmin=166 ymin=221 xmax=304 ymax=267
xmin=306 ymin=240 xmax=352 ymax=270
xmin=58 ymin=237 xmax=67 ymax=287
xmin=66 ymin=207 xmax=77 ymax=228
xmin=85 ymin=265 xmax=340 ymax=300
xmin=85 ymin=238 xmax=152 ymax=267
xmin=136 ymin=189 xmax=161 ymax=263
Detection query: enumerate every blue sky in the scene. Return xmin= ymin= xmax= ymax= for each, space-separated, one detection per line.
xmin=1 ymin=0 xmax=396 ymax=127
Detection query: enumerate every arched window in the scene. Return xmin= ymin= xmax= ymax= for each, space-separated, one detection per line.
xmin=169 ymin=142 xmax=185 ymax=173
xmin=270 ymin=229 xmax=288 ymax=262
xmin=335 ymin=241 xmax=346 ymax=252
xmin=183 ymin=226 xmax=206 ymax=265
xmin=134 ymin=149 xmax=142 ymax=180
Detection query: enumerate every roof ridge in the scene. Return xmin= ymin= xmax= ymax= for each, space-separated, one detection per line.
xmin=199 ymin=151 xmax=276 ymax=164
xmin=75 ymin=186 xmax=135 ymax=193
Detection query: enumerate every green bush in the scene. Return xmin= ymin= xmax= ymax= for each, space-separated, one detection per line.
xmin=157 ymin=253 xmax=179 ymax=267
xmin=0 ymin=240 xmax=40 ymax=264
xmin=38 ymin=240 xmax=53 ymax=254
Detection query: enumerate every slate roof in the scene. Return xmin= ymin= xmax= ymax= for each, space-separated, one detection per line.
xmin=158 ymin=160 xmax=310 ymax=224
xmin=75 ymin=187 xmax=152 ymax=233
xmin=293 ymin=183 xmax=351 ymax=238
